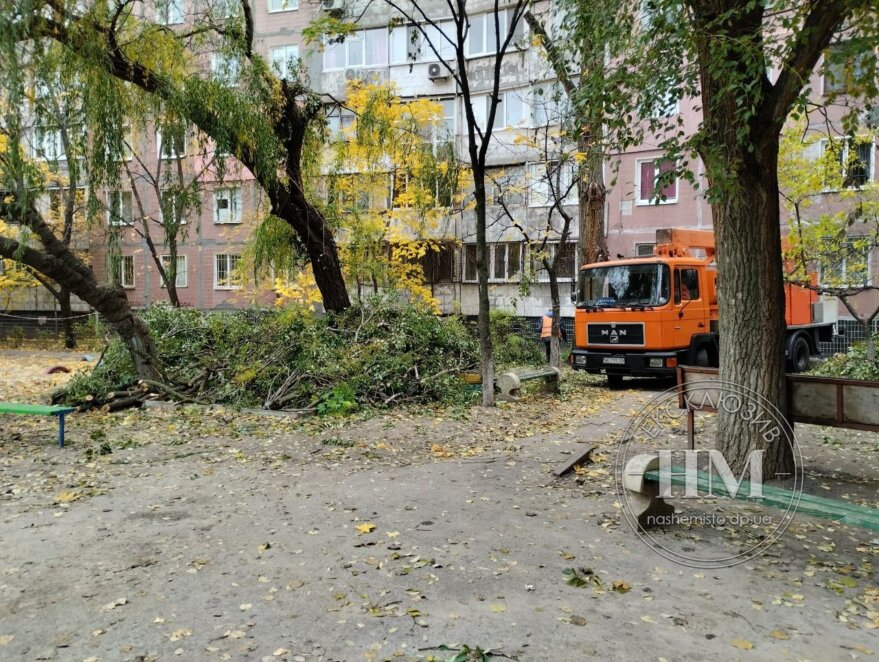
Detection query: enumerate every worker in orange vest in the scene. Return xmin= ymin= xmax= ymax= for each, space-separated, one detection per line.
xmin=540 ymin=310 xmax=567 ymax=363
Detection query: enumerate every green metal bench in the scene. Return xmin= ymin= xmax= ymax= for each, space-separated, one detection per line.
xmin=496 ymin=367 xmax=561 ymax=402
xmin=623 ymin=453 xmax=879 ymax=531
xmin=0 ymin=403 xmax=75 ymax=448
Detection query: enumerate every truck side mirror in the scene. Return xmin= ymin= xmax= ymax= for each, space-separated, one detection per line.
xmin=570 ymin=281 xmax=576 ymax=304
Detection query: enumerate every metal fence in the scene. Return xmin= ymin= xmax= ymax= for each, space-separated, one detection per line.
xmin=0 ymin=311 xmax=107 ymax=348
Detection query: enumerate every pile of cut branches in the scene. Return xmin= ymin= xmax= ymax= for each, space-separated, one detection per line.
xmin=60 ymin=298 xmax=479 ymax=413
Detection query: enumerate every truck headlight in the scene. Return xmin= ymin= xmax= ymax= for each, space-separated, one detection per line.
xmin=649 ymin=358 xmax=664 ymax=368
xmin=575 ymin=355 xmax=588 ymax=365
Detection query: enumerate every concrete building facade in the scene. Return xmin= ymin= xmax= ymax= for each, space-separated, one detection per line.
xmin=7 ymin=1 xmax=877 ymax=333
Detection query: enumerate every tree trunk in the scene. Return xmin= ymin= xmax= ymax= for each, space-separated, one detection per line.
xmin=709 ymin=140 xmax=793 ymax=478
xmin=0 ymin=227 xmax=162 ymax=382
xmin=578 ymin=133 xmax=608 ymax=265
xmin=474 ymin=173 xmax=495 ymax=406
xmin=166 ymin=238 xmax=181 ymax=307
xmin=58 ymin=287 xmax=77 ymax=349
xmin=864 ymin=319 xmax=876 ymax=363
xmin=548 ymin=270 xmax=561 ymax=368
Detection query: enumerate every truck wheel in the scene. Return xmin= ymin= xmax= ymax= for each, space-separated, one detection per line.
xmin=607 ymin=374 xmax=624 ymax=389
xmin=788 ymin=336 xmax=810 ymax=373
xmin=695 ymin=346 xmax=711 ymax=367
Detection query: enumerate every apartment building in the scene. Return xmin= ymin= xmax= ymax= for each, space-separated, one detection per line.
xmin=9 ymin=1 xmax=877 ymax=330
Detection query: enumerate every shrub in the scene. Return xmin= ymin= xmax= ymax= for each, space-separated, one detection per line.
xmin=810 ymin=336 xmax=879 ymax=381
xmin=490 ymin=310 xmax=544 ymax=367
xmin=64 ymin=297 xmax=479 ymax=411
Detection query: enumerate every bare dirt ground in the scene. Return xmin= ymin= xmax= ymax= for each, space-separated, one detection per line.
xmin=0 ymin=350 xmax=877 ymax=661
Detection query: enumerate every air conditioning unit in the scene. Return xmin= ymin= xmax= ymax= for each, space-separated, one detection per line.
xmin=427 ymin=62 xmax=449 ymax=80
xmin=321 ymin=0 xmax=341 ymax=10
xmin=344 ymin=69 xmax=359 ymax=81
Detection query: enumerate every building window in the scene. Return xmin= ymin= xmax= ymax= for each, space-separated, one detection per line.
xmin=326 ymin=106 xmax=355 ymax=140
xmin=473 ymin=91 xmax=530 ymax=131
xmin=635 ymin=242 xmax=655 ymax=257
xmin=647 ymin=89 xmax=680 ymax=118
xmin=157 ymin=127 xmax=186 ymax=159
xmin=211 ymin=53 xmax=240 ymax=85
xmin=819 ymin=139 xmax=875 ymax=190
xmin=33 ymin=128 xmax=64 ymax=161
xmin=463 ymin=243 xmax=522 ymax=282
xmin=110 ymin=254 xmax=135 ymax=289
xmin=270 ymin=45 xmax=300 ymax=79
xmin=390 ymin=22 xmax=455 ymax=63
xmin=214 ymin=187 xmax=242 ymax=224
xmin=268 ymin=0 xmax=297 ymax=12
xmin=161 ymin=191 xmax=186 ymax=226
xmin=433 ymin=98 xmax=456 ymax=145
xmin=531 ymin=86 xmax=570 ymax=127
xmin=636 ymin=158 xmax=677 ymax=204
xmin=533 ymin=242 xmax=576 ymax=281
xmin=463 ymin=244 xmax=477 ymax=282
xmin=528 ymin=161 xmax=577 ymax=207
xmin=466 ymin=10 xmax=525 ymax=58
xmin=156 ymin=0 xmax=184 ymax=25
xmin=421 ymin=244 xmax=455 ymax=283
xmin=215 ymin=253 xmax=242 ymax=289
xmin=108 ymin=190 xmax=133 ymax=226
xmin=327 ymin=176 xmax=370 ymax=211
xmin=160 ymin=255 xmax=188 ymax=288
xmin=823 ymin=43 xmax=872 ymax=96
xmin=818 ymin=237 xmax=872 ymax=288
xmin=209 ymin=0 xmax=238 ymax=18
xmin=324 ymin=28 xmax=389 ymax=70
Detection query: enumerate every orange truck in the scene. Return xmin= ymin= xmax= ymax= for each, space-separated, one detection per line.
xmin=570 ymin=228 xmax=836 ymax=386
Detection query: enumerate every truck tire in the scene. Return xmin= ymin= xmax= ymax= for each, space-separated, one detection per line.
xmin=695 ymin=346 xmax=711 ymax=367
xmin=607 ymin=374 xmax=624 ymax=389
xmin=788 ymin=335 xmax=811 ymax=373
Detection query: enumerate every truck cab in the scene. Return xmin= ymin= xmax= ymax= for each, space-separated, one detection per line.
xmin=570 ymin=256 xmax=718 ymax=382
xmin=570 ymin=228 xmax=834 ymax=386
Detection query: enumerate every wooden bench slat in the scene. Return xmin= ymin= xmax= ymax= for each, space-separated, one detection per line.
xmin=645 ymin=467 xmax=879 ymax=531
xmin=0 ymin=403 xmax=74 ymax=416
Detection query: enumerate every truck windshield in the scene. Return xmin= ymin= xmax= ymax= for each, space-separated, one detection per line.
xmin=577 ymin=263 xmax=670 ymax=308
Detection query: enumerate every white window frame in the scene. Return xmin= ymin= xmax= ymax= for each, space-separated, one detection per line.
xmin=214 ymin=253 xmax=242 ymax=290
xmin=214 ymin=187 xmax=242 ymax=224
xmin=635 ymin=157 xmax=678 ymax=205
xmin=818 ymin=236 xmax=873 ymax=288
xmin=270 ymin=44 xmax=300 ymax=79
xmin=33 ymin=127 xmax=65 ymax=161
xmin=160 ymin=190 xmax=187 ymax=226
xmin=533 ymin=242 xmax=577 ymax=282
xmin=819 ymin=138 xmax=875 ymax=191
xmin=466 ymin=10 xmax=525 ymax=58
xmin=112 ymin=254 xmax=136 ymax=289
xmin=160 ymin=254 xmax=188 ymax=288
xmin=323 ymin=28 xmax=389 ymax=71
xmin=156 ymin=128 xmax=186 ymax=159
xmin=157 ymin=0 xmax=184 ymax=25
xmin=267 ymin=0 xmax=297 ymax=13
xmin=648 ymin=89 xmax=680 ymax=118
xmin=390 ymin=22 xmax=455 ymax=64
xmin=211 ymin=53 xmax=241 ymax=86
xmin=527 ymin=161 xmax=577 ymax=208
xmin=107 ymin=190 xmax=133 ymax=226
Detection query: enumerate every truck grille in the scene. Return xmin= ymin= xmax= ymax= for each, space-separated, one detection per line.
xmin=586 ymin=323 xmax=645 ymax=346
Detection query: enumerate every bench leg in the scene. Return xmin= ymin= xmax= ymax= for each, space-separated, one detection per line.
xmin=57 ymin=414 xmax=65 ymax=448
xmin=623 ymin=453 xmax=676 ymax=530
xmin=496 ymin=373 xmax=522 ymax=402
